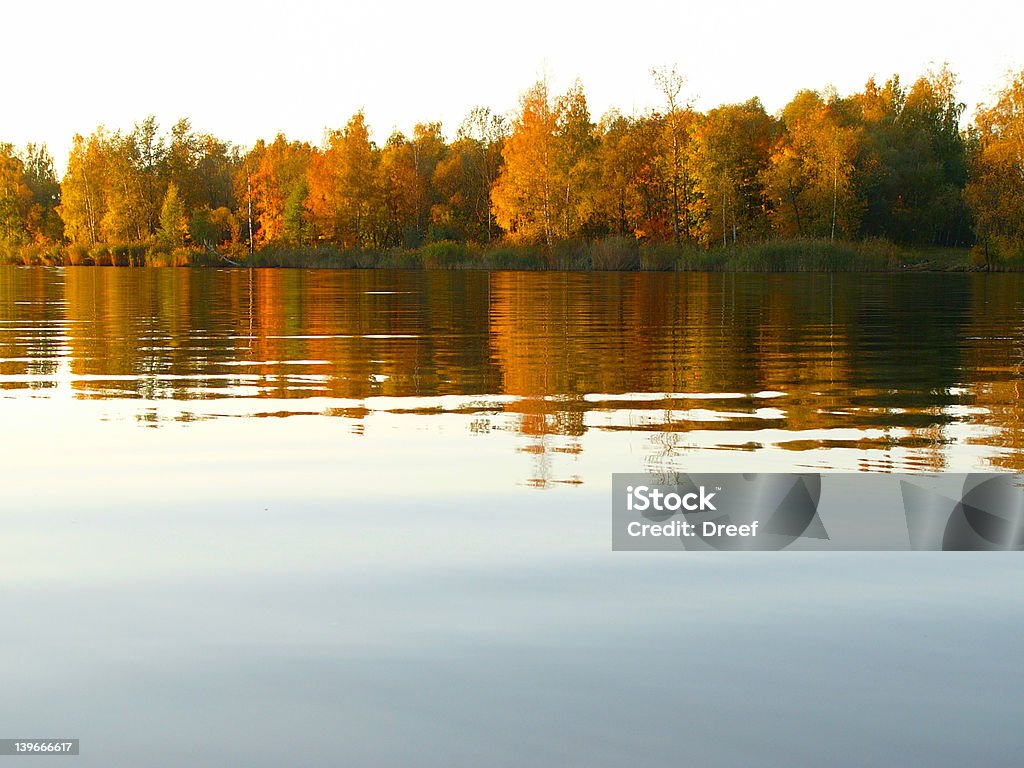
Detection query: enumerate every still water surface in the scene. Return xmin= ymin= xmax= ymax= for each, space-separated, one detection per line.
xmin=1 ymin=267 xmax=1022 ymax=766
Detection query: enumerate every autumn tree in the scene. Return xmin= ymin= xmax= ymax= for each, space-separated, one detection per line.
xmin=244 ymin=134 xmax=312 ymax=246
xmin=409 ymin=122 xmax=446 ymax=240
xmin=376 ymin=123 xmax=445 ymax=247
xmin=0 ymin=144 xmax=32 ymax=243
xmin=691 ymin=99 xmax=776 ymax=246
xmin=100 ymin=130 xmax=150 ymax=242
xmin=651 ymin=65 xmax=696 ymax=242
xmin=590 ymin=111 xmax=668 ymax=239
xmin=28 ymin=66 xmax=1009 ymax=260
xmin=492 ymin=79 xmax=597 ymax=245
xmin=592 ymin=111 xmax=641 ymax=236
xmin=133 ymin=116 xmax=166 ymax=235
xmin=966 ymin=70 xmax=1024 ymax=264
xmin=554 ymin=81 xmax=597 ymax=238
xmin=378 ymin=132 xmax=422 ymax=247
xmin=305 ymin=112 xmax=379 ymax=248
xmin=59 ymin=132 xmax=107 ymax=244
xmin=629 ymin=114 xmax=677 ymax=240
xmin=432 ymin=107 xmax=507 ymax=242
xmin=492 ymin=79 xmax=559 ymax=244
xmin=167 ymin=118 xmax=200 ymax=209
xmin=762 ymin=89 xmax=863 ymax=239
xmin=56 ymin=117 xmax=239 ymax=250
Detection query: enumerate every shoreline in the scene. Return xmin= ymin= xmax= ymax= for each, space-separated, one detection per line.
xmin=0 ymin=239 xmax=990 ymax=273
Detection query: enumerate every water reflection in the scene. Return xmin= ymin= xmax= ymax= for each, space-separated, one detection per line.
xmin=2 ymin=267 xmax=1024 ymax=482
xmin=3 ymin=266 xmax=1024 ymax=767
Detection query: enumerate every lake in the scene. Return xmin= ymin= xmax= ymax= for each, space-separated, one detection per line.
xmin=1 ymin=267 xmax=1022 ymax=766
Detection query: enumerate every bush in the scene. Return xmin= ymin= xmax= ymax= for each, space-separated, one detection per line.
xmin=589 ymin=235 xmax=641 ymax=270
xmin=714 ymin=238 xmax=895 ymax=272
xmin=477 ymin=245 xmax=545 ymax=270
xmin=146 ymin=248 xmax=173 ymax=267
xmin=547 ymin=240 xmax=588 ymax=270
xmin=9 ymin=236 xmax=974 ymax=272
xmin=421 ymin=240 xmax=468 ymax=269
xmin=675 ymin=245 xmax=726 ymax=271
xmin=19 ymin=244 xmax=43 ymax=265
xmin=42 ymin=245 xmax=64 ymax=266
xmin=971 ymin=237 xmax=1024 ymax=271
xmin=170 ymin=248 xmax=193 ymax=267
xmin=89 ymin=244 xmax=112 ymax=266
xmin=639 ymin=243 xmax=678 ymax=271
xmin=110 ymin=244 xmax=131 ymax=267
xmin=377 ymin=248 xmax=422 ymax=269
xmin=249 ymin=245 xmax=371 ymax=268
xmin=66 ymin=244 xmax=91 ymax=266
xmin=128 ymin=244 xmax=147 ymax=266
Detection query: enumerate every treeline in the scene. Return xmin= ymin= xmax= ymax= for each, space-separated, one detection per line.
xmin=1 ymin=65 xmax=1023 ymax=267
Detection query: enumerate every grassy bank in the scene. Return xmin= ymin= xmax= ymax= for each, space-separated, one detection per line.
xmin=0 ymin=237 xmax=982 ymax=272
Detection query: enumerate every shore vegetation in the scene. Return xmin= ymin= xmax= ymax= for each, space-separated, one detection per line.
xmin=1 ymin=66 xmax=1022 ymax=271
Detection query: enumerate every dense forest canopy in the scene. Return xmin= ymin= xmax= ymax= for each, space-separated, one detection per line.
xmin=1 ymin=65 xmax=1023 ymax=265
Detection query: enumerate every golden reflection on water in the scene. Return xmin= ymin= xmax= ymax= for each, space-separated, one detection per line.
xmin=3 ymin=266 xmax=1024 ymax=483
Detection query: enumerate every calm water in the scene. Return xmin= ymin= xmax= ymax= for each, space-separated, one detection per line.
xmin=1 ymin=267 xmax=1022 ymax=766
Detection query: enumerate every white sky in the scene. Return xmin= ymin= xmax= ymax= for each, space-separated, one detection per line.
xmin=3 ymin=0 xmax=1022 ymax=174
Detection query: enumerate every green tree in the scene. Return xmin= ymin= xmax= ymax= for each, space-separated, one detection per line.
xmin=190 ymin=205 xmax=236 ymax=247
xmin=432 ymin=107 xmax=507 ymax=242
xmin=21 ymin=144 xmax=64 ymax=242
xmin=691 ymin=99 xmax=776 ymax=246
xmin=0 ymin=144 xmax=31 ymax=243
xmin=282 ymin=178 xmax=309 ymax=246
xmin=158 ymin=182 xmax=186 ymax=245
xmin=854 ymin=67 xmax=970 ymax=246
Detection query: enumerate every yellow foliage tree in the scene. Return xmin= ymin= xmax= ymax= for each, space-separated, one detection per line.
xmin=762 ymin=90 xmax=863 ymax=240
xmin=966 ymin=70 xmax=1024 ymax=265
xmin=0 ymin=144 xmax=32 ymax=243
xmin=492 ymin=79 xmax=596 ymax=245
xmin=306 ymin=112 xmax=379 ymax=248
xmin=492 ymin=79 xmax=560 ymax=245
